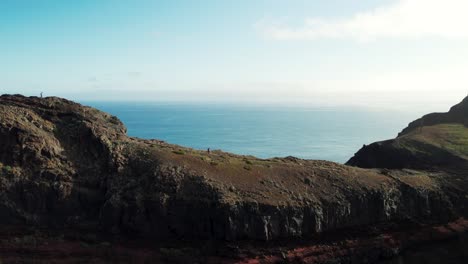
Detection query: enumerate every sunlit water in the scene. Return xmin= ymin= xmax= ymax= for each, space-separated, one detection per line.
xmin=83 ymin=102 xmax=423 ymax=163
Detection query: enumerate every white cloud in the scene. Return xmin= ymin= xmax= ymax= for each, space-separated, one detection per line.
xmin=258 ymin=0 xmax=468 ymax=41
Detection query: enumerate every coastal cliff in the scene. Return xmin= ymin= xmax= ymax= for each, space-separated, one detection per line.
xmin=1 ymin=94 xmax=468 ymax=263
xmin=347 ymin=96 xmax=468 ymax=171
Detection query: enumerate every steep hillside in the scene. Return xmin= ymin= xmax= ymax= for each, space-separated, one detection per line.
xmin=348 ymin=97 xmax=468 ymax=170
xmin=400 ymin=96 xmax=468 ymax=136
xmin=1 ymin=94 xmax=468 ymax=263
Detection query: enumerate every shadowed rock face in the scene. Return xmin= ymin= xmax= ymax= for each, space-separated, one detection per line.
xmin=399 ymin=96 xmax=468 ymax=137
xmin=0 ymin=94 xmax=467 ymax=242
xmin=347 ymin=96 xmax=468 ymax=170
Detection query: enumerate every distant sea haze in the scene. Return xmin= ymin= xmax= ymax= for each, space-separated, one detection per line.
xmin=84 ymin=101 xmax=421 ymax=164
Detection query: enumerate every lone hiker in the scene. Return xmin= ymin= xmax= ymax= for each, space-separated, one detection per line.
xmin=40 ymin=92 xmax=43 ymax=98
xmin=207 ymin=148 xmax=211 ymax=153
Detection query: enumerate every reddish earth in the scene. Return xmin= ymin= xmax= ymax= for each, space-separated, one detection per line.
xmin=0 ymin=218 xmax=467 ymax=263
xmin=235 ymin=218 xmax=468 ymax=264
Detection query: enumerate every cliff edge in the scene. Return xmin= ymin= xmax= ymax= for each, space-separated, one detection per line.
xmin=1 ymin=94 xmax=468 ymax=262
xmin=347 ymin=96 xmax=468 ymax=171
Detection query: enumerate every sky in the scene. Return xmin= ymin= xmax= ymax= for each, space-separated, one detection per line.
xmin=1 ymin=0 xmax=468 ymax=111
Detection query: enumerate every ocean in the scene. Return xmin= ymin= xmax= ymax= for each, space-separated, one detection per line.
xmin=84 ymin=101 xmax=421 ymax=164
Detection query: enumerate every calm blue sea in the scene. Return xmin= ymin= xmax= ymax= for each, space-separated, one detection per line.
xmin=83 ymin=102 xmax=421 ymax=164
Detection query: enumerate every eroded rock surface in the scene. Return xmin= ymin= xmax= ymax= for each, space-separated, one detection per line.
xmin=0 ymin=94 xmax=467 ymax=244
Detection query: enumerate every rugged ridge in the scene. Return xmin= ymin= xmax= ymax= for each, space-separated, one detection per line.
xmin=347 ymin=96 xmax=468 ymax=170
xmin=399 ymin=96 xmax=468 ymax=136
xmin=1 ymin=94 xmax=468 ymax=246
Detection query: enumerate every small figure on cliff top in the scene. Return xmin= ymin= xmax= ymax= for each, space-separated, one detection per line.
xmin=40 ymin=92 xmax=43 ymax=98
xmin=207 ymin=148 xmax=210 ymax=153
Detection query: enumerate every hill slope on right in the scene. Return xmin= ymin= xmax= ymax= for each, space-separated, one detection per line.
xmin=347 ymin=96 xmax=468 ymax=171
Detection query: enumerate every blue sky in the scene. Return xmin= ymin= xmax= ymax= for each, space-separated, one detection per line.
xmin=2 ymin=0 xmax=468 ymax=110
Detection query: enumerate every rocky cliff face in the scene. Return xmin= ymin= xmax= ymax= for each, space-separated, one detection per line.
xmin=0 ymin=94 xmax=467 ymax=244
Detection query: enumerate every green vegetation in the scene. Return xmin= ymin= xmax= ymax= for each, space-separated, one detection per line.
xmin=0 ymin=164 xmax=12 ymax=174
xmin=0 ymin=164 xmax=22 ymax=177
xmin=404 ymin=124 xmax=468 ymax=158
xmin=172 ymin=150 xmax=185 ymax=155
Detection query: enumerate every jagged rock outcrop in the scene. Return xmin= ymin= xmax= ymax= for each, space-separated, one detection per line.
xmin=0 ymin=94 xmax=467 ymax=243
